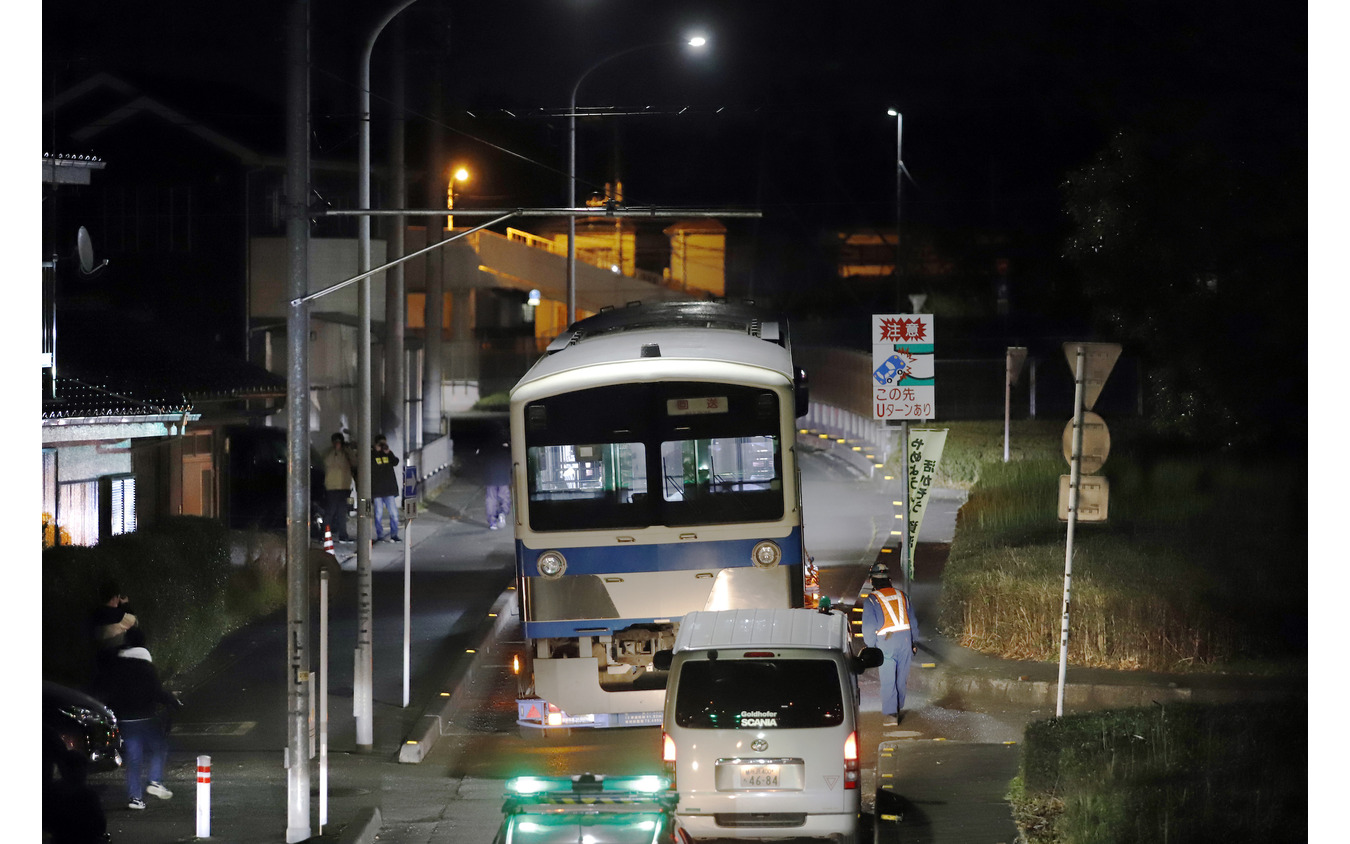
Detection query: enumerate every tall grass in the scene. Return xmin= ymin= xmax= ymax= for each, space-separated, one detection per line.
xmin=929 ymin=423 xmax=1306 ymax=673
xmin=1009 ymin=702 xmax=1307 ymax=844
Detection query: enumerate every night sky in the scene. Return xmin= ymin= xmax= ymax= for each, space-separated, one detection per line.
xmin=40 ymin=1 xmax=1307 ymax=234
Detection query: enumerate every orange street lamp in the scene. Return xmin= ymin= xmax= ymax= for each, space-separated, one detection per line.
xmin=447 ymin=167 xmax=470 ymax=229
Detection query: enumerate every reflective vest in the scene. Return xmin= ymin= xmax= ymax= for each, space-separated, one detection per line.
xmin=872 ymin=587 xmax=911 ymax=635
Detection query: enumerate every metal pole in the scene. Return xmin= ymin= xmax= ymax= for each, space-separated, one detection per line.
xmin=283 ymin=1 xmax=311 ymax=839
xmin=319 ymin=569 xmax=329 ymax=830
xmin=356 ymin=1 xmax=420 ymax=752
xmin=892 ymin=110 xmax=904 ymax=313
xmin=403 ymin=519 xmax=412 ymax=708
xmin=567 ymin=80 xmax=578 ymax=326
xmin=1003 ymin=348 xmax=1013 ymax=463
xmin=385 ymin=16 xmax=408 ymax=473
xmin=1056 ymin=345 xmax=1087 ymax=717
xmin=422 ymin=74 xmax=445 ymax=442
xmin=899 ymin=420 xmax=910 ymax=584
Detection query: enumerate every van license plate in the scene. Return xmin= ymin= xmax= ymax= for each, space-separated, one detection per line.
xmin=739 ymin=765 xmax=780 ymax=788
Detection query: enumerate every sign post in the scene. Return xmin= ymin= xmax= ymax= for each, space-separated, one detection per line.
xmin=872 ymin=314 xmax=936 ymax=584
xmin=1055 ymin=341 xmax=1121 ymax=716
xmin=1004 ymin=347 xmax=1027 ymax=462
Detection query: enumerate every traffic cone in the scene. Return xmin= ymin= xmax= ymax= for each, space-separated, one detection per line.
xmin=324 ymin=525 xmax=336 ymax=557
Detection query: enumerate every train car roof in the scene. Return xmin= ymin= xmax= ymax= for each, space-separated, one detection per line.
xmin=518 ymin=301 xmax=795 ymax=387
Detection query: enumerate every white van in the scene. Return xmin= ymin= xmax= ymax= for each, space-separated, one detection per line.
xmin=656 ymin=608 xmax=882 ymax=843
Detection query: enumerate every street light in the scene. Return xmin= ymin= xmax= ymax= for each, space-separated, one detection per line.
xmin=887 ymin=108 xmax=904 ymax=313
xmin=447 ymin=166 xmax=470 ymax=229
xmin=567 ymin=34 xmax=708 ymax=326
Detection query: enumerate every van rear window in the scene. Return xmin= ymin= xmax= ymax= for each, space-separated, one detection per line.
xmin=673 ymin=659 xmax=843 ymax=729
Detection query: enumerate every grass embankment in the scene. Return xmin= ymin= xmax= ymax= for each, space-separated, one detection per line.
xmin=42 ymin=517 xmax=287 ymax=688
xmin=1008 ymin=702 xmax=1307 ymax=844
xmin=905 ymin=421 xmax=1306 ymax=674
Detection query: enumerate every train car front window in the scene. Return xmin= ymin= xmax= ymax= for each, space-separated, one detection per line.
xmin=524 ymin=383 xmax=784 ymax=531
xmin=527 ymin=442 xmax=650 ymax=530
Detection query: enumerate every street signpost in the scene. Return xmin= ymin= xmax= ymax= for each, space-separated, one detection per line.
xmin=871 ymin=313 xmax=935 ymax=422
xmin=872 ymin=314 xmax=936 ymax=585
xmin=1056 ymin=342 xmax=1121 ymax=716
xmin=1003 ymin=346 xmax=1028 ymax=462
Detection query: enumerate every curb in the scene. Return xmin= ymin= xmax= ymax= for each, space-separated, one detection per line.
xmin=397 ymin=587 xmax=518 ymax=763
xmin=338 ymin=807 xmax=382 ymax=844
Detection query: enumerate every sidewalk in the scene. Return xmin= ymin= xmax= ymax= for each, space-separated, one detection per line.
xmin=83 ymin=461 xmax=512 ymax=844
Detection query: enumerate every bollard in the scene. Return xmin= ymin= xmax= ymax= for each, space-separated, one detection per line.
xmin=196 ymin=754 xmax=211 ymax=838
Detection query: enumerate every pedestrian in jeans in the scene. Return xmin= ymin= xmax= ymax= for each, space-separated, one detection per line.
xmin=372 ymin=434 xmax=402 ymax=542
xmin=97 ymin=627 xmax=181 ymax=810
xmin=483 ymin=423 xmax=512 ymax=530
xmin=323 ymin=432 xmax=356 ymax=542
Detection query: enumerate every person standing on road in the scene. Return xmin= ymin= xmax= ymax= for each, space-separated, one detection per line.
xmin=371 ymin=434 xmax=402 ymax=542
xmin=97 ymin=627 xmax=181 ymax=811
xmin=483 ymin=423 xmax=512 ymax=530
xmin=323 ymin=432 xmax=356 ymax=542
xmin=861 ymin=562 xmax=919 ymax=725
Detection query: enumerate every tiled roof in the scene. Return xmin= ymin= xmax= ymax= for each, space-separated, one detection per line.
xmin=43 ymin=373 xmax=194 ymax=420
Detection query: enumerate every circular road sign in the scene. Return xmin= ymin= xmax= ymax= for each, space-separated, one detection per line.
xmin=1063 ymin=411 xmax=1110 ymax=474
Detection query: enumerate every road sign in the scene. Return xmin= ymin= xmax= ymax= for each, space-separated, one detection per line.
xmin=1062 ymin=411 xmax=1110 ymax=474
xmin=1058 ymin=474 xmax=1109 ymax=522
xmin=872 ymin=314 xmax=935 ymax=421
xmin=1007 ymin=347 xmax=1028 ymax=386
xmin=1061 ymin=342 xmax=1121 ymax=411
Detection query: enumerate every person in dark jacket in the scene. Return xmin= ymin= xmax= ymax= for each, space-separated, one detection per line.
xmin=371 ymin=434 xmax=402 ymax=542
xmin=98 ymin=628 xmax=180 ymax=810
xmin=90 ymin=580 xmax=138 ymax=689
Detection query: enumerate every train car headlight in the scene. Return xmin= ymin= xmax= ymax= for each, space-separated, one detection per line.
xmin=537 ymin=550 xmax=567 ymax=579
xmin=751 ymin=541 xmax=782 ymax=568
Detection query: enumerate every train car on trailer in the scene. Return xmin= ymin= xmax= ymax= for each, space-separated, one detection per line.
xmin=510 ymin=300 xmax=809 ymax=728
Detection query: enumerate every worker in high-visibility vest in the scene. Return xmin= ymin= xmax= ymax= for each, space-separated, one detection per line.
xmin=861 ymin=562 xmax=919 ymax=724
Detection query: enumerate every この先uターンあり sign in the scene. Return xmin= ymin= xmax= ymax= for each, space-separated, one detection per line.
xmin=872 ymin=314 xmax=935 ymax=421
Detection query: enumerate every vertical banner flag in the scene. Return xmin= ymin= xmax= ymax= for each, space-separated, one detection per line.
xmin=872 ymin=314 xmax=936 ymax=421
xmin=906 ymin=428 xmax=948 ymax=565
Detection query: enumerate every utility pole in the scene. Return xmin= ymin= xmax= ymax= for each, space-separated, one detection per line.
xmin=283 ymin=0 xmax=311 ymax=838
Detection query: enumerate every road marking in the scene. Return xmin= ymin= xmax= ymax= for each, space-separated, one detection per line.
xmin=172 ymin=721 xmax=256 ymax=737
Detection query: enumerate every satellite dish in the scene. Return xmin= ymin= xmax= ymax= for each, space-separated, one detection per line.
xmin=76 ymin=226 xmax=109 ymax=276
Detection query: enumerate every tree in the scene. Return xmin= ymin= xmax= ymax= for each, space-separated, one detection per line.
xmin=1061 ymin=104 xmax=1306 ymax=452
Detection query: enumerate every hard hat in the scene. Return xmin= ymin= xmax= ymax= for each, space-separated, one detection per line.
xmin=869 ymin=562 xmax=890 ymax=578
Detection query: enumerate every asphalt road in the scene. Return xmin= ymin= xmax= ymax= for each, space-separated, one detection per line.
xmin=79 ymin=431 xmax=1032 ymax=844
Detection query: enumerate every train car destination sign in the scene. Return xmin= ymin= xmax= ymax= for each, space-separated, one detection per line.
xmin=871 ymin=314 xmax=935 ymax=421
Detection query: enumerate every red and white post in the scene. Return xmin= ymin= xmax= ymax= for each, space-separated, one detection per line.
xmin=196 ymin=754 xmax=211 ymax=837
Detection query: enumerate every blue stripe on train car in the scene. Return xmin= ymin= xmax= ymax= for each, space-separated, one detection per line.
xmin=515 ymin=527 xmax=803 ymax=577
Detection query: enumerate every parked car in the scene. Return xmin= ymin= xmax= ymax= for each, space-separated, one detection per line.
xmin=43 ymin=682 xmax=121 ymax=782
xmin=493 ymin=774 xmax=679 ymax=844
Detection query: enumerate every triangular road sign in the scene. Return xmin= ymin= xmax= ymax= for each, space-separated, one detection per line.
xmin=1063 ymin=342 xmax=1122 ymax=411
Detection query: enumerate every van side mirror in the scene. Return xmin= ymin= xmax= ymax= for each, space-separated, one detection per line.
xmin=652 ymin=649 xmax=673 ymax=671
xmin=852 ymin=647 xmax=884 ymax=673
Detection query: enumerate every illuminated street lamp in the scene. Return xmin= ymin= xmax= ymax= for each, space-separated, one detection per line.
xmin=447 ymin=166 xmax=470 ymax=228
xmin=567 ymin=34 xmax=708 ymax=326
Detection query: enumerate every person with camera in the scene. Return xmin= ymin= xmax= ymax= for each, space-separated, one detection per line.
xmin=372 ymin=434 xmax=402 ymax=543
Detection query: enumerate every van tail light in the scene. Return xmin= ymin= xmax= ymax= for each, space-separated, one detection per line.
xmin=658 ymin=729 xmax=675 ymax=777
xmin=843 ymin=730 xmax=859 ymax=790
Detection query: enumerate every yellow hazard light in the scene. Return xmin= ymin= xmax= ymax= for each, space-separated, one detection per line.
xmin=512 ymin=654 xmax=521 ymax=674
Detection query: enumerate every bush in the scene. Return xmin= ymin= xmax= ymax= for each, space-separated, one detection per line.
xmin=42 ymin=517 xmax=285 ymax=689
xmin=935 ymin=425 xmax=1306 ymax=673
xmin=1012 ymin=703 xmax=1307 ymax=843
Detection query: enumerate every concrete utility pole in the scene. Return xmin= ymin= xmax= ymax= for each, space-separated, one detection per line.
xmin=283 ymin=0 xmax=311 ymax=838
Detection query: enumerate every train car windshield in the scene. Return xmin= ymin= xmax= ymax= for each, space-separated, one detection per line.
xmin=524 ymin=383 xmax=784 ymax=531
